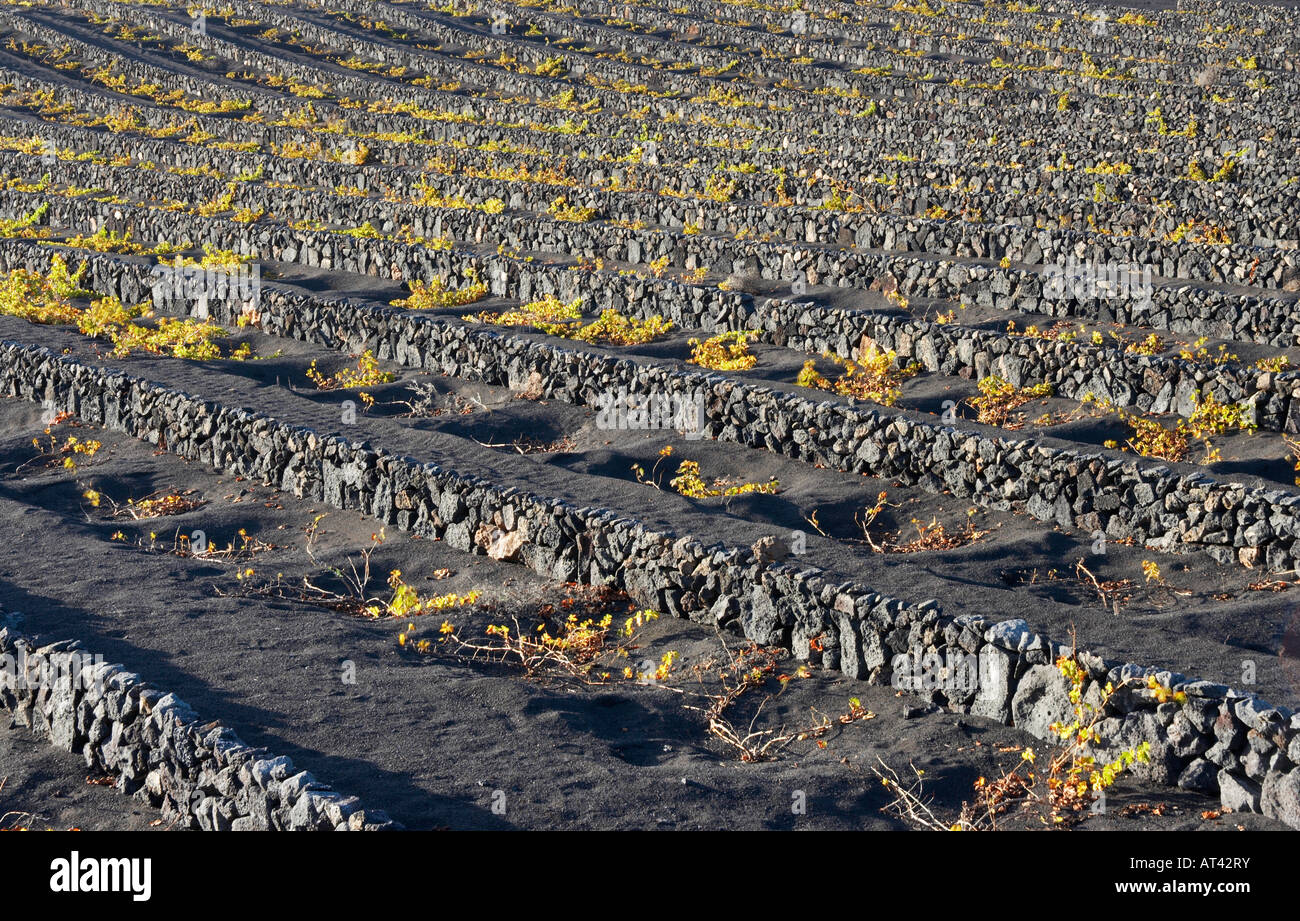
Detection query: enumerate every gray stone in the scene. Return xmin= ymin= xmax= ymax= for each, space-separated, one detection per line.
xmin=969 ymin=645 xmax=1012 ymax=723
xmin=1010 ymin=664 xmax=1073 ymax=738
xmin=1166 ymin=712 xmax=1210 ymax=759
xmin=1261 ymin=770 xmax=1300 ymax=829
xmin=1176 ymin=758 xmax=1219 ymax=795
xmin=1218 ymin=771 xmax=1262 ymax=813
xmin=984 ymin=618 xmax=1032 ymax=652
xmin=741 ymin=589 xmax=785 ymax=646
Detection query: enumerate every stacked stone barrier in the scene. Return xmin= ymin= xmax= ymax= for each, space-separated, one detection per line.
xmin=4 ymin=186 xmax=1299 ymax=435
xmin=1 ymin=232 xmax=1298 ymax=578
xmin=0 ymin=338 xmax=1296 ymax=825
xmin=0 ymin=626 xmax=401 ymax=830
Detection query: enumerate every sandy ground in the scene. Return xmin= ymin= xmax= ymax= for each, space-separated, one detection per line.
xmin=4 ymin=297 xmax=1297 ymax=715
xmin=0 ymin=397 xmax=1285 ymax=829
xmin=0 ymin=723 xmax=163 ymax=831
xmin=0 ymin=0 xmax=1295 ymax=833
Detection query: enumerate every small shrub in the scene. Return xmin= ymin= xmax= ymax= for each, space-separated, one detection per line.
xmin=58 ymin=225 xmax=144 ymax=253
xmin=195 ymin=186 xmax=236 ymax=217
xmin=1124 ymin=413 xmax=1190 ymax=462
xmin=0 ymin=201 xmax=50 ymax=239
xmin=968 ymin=376 xmax=1053 ymax=427
xmin=306 ymin=350 xmax=396 ymax=390
xmin=0 ymin=265 xmax=81 ymax=325
xmin=27 ymin=431 xmax=101 ymax=472
xmin=0 ymin=263 xmax=238 ymax=360
xmin=876 ymin=652 xmax=1152 ymax=829
xmin=1178 ymin=336 xmax=1238 ymax=365
xmin=392 ymin=270 xmax=488 ymax=310
xmin=382 ymin=570 xmax=480 ymax=619
xmin=532 ymin=56 xmax=568 ymax=77
xmin=107 ymin=314 xmax=226 ymax=360
xmin=1006 ymin=320 xmax=1079 ymax=343
xmin=571 ymin=309 xmax=672 ymax=345
xmin=703 ymin=174 xmax=737 ymax=203
xmin=547 ymin=195 xmax=597 ymax=222
xmin=78 ymin=295 xmax=225 ymax=360
xmin=855 ymin=500 xmax=991 ymax=554
xmin=688 ymin=330 xmax=757 ymax=371
xmin=796 ymin=346 xmax=920 ymax=407
xmin=91 ymin=488 xmax=206 ymax=519
xmin=1165 ymin=220 xmax=1231 ymax=246
xmin=338 ymin=221 xmax=384 ymax=238
xmin=433 ymin=589 xmax=662 ymax=683
xmin=1124 ymin=333 xmax=1163 ymax=356
xmin=77 ymin=294 xmax=145 ymax=337
xmin=465 ymin=297 xmax=671 ymax=346
xmin=668 ymin=459 xmax=779 ymax=498
xmin=465 ymin=294 xmax=583 ymax=336
xmin=1187 ymin=392 xmax=1255 ymax=439
xmin=1088 ymin=391 xmax=1252 ymax=464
